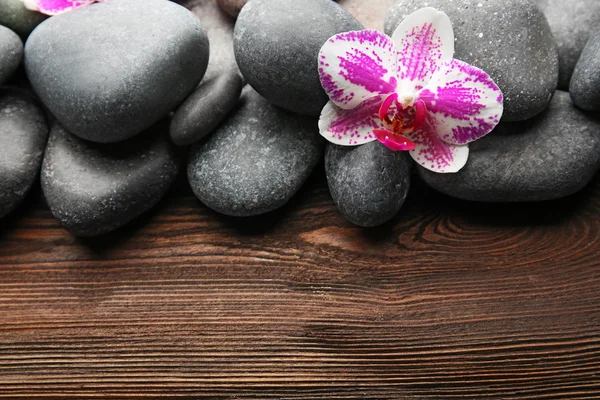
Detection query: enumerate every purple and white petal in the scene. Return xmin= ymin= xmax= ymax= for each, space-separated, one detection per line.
xmin=22 ymin=0 xmax=98 ymax=15
xmin=418 ymin=59 xmax=503 ymax=145
xmin=319 ymin=30 xmax=399 ymax=109
xmin=406 ymin=116 xmax=469 ymax=173
xmin=392 ymin=7 xmax=454 ymax=99
xmin=318 ymin=96 xmax=390 ymax=146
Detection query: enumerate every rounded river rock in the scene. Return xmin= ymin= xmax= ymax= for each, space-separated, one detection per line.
xmin=325 ymin=141 xmax=412 ymax=227
xmin=188 ymin=87 xmax=324 ymax=217
xmin=536 ymin=0 xmax=600 ymax=90
xmin=41 ymin=122 xmax=181 ymax=236
xmin=170 ymin=68 xmax=243 ymax=146
xmin=234 ymin=0 xmax=362 ymax=116
xmin=418 ymin=91 xmax=600 ymax=202
xmin=25 ymin=0 xmax=209 ymax=143
xmin=386 ymin=0 xmax=559 ymax=121
xmin=570 ymin=30 xmax=600 ymax=111
xmin=0 ymin=88 xmax=48 ymax=218
xmin=0 ymin=0 xmax=47 ymax=40
xmin=0 ymin=25 xmax=23 ymax=86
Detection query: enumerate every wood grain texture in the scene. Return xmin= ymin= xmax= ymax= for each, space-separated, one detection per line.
xmin=1 ymin=168 xmax=599 ymax=399
xmin=4 ymin=0 xmax=599 ymax=398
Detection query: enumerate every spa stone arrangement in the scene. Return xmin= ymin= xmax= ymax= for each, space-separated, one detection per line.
xmin=0 ymin=0 xmax=599 ymax=236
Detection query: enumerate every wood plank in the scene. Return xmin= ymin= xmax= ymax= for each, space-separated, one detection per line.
xmin=1 ymin=171 xmax=599 ymax=398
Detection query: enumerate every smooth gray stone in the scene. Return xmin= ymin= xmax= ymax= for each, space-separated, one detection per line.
xmin=0 ymin=0 xmax=47 ymax=40
xmin=418 ymin=91 xmax=600 ymax=202
xmin=0 ymin=26 xmax=23 ymax=86
xmin=170 ymin=69 xmax=243 ymax=146
xmin=41 ymin=122 xmax=180 ymax=236
xmin=188 ymin=87 xmax=324 ymax=217
xmin=234 ymin=0 xmax=362 ymax=116
xmin=25 ymin=0 xmax=209 ymax=143
xmin=385 ymin=0 xmax=558 ymax=122
xmin=537 ymin=0 xmax=600 ymax=90
xmin=325 ymin=141 xmax=411 ymax=227
xmin=570 ymin=30 xmax=600 ymax=111
xmin=219 ymin=0 xmax=338 ymax=18
xmin=0 ymin=88 xmax=48 ymax=218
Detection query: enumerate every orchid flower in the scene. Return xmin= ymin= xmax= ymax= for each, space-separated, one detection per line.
xmin=318 ymin=7 xmax=503 ymax=173
xmin=22 ymin=0 xmax=104 ymax=15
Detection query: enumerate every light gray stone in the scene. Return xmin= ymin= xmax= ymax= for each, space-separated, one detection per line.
xmin=234 ymin=0 xmax=362 ymax=115
xmin=0 ymin=25 xmax=23 ymax=86
xmin=25 ymin=0 xmax=209 ymax=143
xmin=188 ymin=87 xmax=324 ymax=217
xmin=325 ymin=141 xmax=411 ymax=227
xmin=418 ymin=91 xmax=600 ymax=202
xmin=570 ymin=30 xmax=600 ymax=111
xmin=219 ymin=0 xmax=339 ymax=18
xmin=41 ymin=121 xmax=180 ymax=236
xmin=0 ymin=88 xmax=48 ymax=218
xmin=537 ymin=0 xmax=600 ymax=90
xmin=385 ymin=0 xmax=559 ymax=121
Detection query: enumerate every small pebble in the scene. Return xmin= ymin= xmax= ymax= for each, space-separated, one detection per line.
xmin=325 ymin=141 xmax=412 ymax=227
xmin=170 ymin=68 xmax=243 ymax=146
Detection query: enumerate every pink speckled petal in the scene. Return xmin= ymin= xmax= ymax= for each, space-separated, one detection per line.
xmin=378 ymin=93 xmax=398 ymax=122
xmin=319 ymin=96 xmax=392 ymax=146
xmin=419 ymin=59 xmax=503 ymax=145
xmin=392 ymin=7 xmax=454 ymax=97
xmin=373 ymin=129 xmax=416 ymax=151
xmin=319 ymin=30 xmax=399 ymax=110
xmin=406 ymin=116 xmax=469 ymax=173
xmin=22 ymin=0 xmax=99 ymax=15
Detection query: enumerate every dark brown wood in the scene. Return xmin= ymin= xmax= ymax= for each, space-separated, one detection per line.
xmin=1 ymin=169 xmax=599 ymax=399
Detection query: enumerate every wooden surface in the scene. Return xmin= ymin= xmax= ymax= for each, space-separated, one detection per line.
xmin=1 ymin=169 xmax=599 ymax=399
